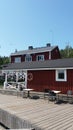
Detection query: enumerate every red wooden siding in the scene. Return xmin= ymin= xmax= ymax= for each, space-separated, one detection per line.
xmin=27 ymin=69 xmax=73 ymax=94
xmin=11 ymin=47 xmax=61 ymax=63
xmin=31 ymin=52 xmax=49 ymax=61
xmin=11 ymin=52 xmax=50 ymax=63
xmin=51 ymin=47 xmax=61 ymax=59
xmin=11 ymin=55 xmax=25 ymax=63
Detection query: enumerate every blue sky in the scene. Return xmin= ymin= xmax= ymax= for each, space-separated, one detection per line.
xmin=0 ymin=0 xmax=73 ymax=56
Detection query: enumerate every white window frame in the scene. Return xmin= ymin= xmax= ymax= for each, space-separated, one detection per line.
xmin=15 ymin=57 xmax=21 ymax=63
xmin=36 ymin=55 xmax=44 ymax=61
xmin=25 ymin=54 xmax=32 ymax=62
xmin=56 ymin=69 xmax=67 ymax=81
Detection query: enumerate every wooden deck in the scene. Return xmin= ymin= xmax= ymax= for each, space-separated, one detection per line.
xmin=0 ymin=94 xmax=73 ymax=130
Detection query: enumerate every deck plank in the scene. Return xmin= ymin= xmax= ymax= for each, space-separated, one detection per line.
xmin=0 ymin=94 xmax=73 ymax=129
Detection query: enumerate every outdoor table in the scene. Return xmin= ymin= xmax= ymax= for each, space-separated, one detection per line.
xmin=52 ymin=90 xmax=61 ymax=102
xmin=23 ymin=88 xmax=33 ymax=98
xmin=52 ymin=90 xmax=61 ymax=94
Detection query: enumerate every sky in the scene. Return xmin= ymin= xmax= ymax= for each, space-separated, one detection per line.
xmin=0 ymin=0 xmax=73 ymax=56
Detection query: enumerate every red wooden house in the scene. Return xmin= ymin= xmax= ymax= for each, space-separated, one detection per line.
xmin=10 ymin=44 xmax=61 ymax=63
xmin=2 ymin=58 xmax=73 ymax=94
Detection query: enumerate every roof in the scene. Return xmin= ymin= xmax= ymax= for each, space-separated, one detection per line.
xmin=2 ymin=58 xmax=73 ymax=70
xmin=11 ymin=45 xmax=57 ymax=56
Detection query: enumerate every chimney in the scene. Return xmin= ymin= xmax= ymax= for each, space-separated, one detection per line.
xmin=15 ymin=49 xmax=18 ymax=53
xmin=46 ymin=43 xmax=51 ymax=47
xmin=28 ymin=46 xmax=33 ymax=50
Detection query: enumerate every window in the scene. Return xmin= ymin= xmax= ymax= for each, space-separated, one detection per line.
xmin=15 ymin=57 xmax=21 ymax=63
xmin=25 ymin=54 xmax=32 ymax=61
xmin=36 ymin=55 xmax=44 ymax=61
xmin=56 ymin=69 xmax=67 ymax=81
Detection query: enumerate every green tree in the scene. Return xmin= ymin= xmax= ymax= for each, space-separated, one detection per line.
xmin=60 ymin=45 xmax=73 ymax=58
xmin=2 ymin=56 xmax=10 ymax=64
xmin=0 ymin=56 xmax=10 ymax=69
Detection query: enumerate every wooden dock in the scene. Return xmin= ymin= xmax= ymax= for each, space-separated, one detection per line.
xmin=0 ymin=93 xmax=73 ymax=130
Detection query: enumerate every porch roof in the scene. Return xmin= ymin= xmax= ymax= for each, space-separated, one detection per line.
xmin=2 ymin=58 xmax=73 ymax=70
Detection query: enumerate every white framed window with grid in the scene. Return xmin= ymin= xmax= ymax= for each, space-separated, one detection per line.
xmin=15 ymin=57 xmax=21 ymax=63
xmin=36 ymin=55 xmax=44 ymax=61
xmin=56 ymin=69 xmax=67 ymax=81
xmin=25 ymin=54 xmax=32 ymax=62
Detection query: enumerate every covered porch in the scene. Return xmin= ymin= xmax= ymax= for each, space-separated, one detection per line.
xmin=2 ymin=69 xmax=27 ymax=90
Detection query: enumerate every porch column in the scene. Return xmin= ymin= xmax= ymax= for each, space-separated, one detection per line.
xmin=16 ymin=72 xmax=18 ymax=82
xmin=3 ymin=73 xmax=7 ymax=89
xmin=5 ymin=73 xmax=7 ymax=82
xmin=25 ymin=72 xmax=27 ymax=88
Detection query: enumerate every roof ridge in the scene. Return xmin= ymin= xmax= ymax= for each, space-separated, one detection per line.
xmin=11 ymin=45 xmax=57 ymax=55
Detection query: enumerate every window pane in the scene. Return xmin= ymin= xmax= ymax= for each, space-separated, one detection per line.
xmin=58 ymin=72 xmax=64 ymax=79
xmin=56 ymin=69 xmax=67 ymax=82
xmin=25 ymin=55 xmax=32 ymax=61
xmin=15 ymin=57 xmax=21 ymax=63
xmin=37 ymin=55 xmax=44 ymax=61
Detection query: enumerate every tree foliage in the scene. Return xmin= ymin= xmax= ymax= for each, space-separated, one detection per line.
xmin=60 ymin=45 xmax=73 ymax=58
xmin=0 ymin=56 xmax=10 ymax=69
